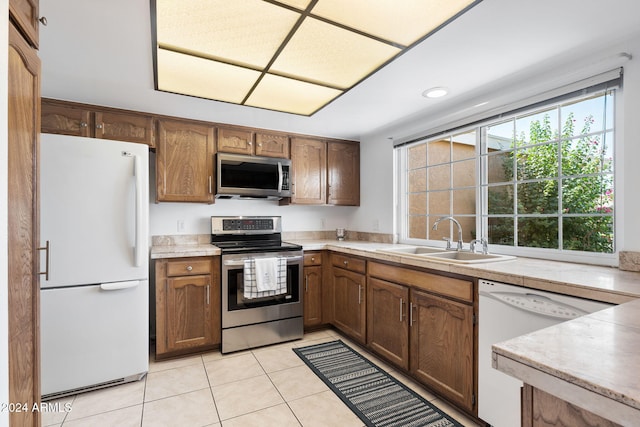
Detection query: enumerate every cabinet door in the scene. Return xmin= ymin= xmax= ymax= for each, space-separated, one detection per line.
xmin=367 ymin=278 xmax=409 ymax=370
xmin=410 ymin=289 xmax=475 ymax=412
xmin=290 ymin=138 xmax=327 ymax=204
xmin=256 ymin=132 xmax=290 ymax=158
xmin=10 ymin=0 xmax=39 ymax=48
xmin=156 ymin=120 xmax=215 ymax=203
xmin=165 ymin=275 xmax=215 ymax=352
xmin=303 ymin=265 xmax=323 ymax=327
xmin=217 ymin=126 xmax=254 ymax=155
xmin=95 ymin=111 xmax=154 ymax=147
xmin=41 ymin=101 xmax=91 ymax=137
xmin=328 ymin=141 xmax=360 ymax=206
xmin=8 ymin=21 xmax=41 ymax=426
xmin=332 ymin=267 xmax=366 ymax=343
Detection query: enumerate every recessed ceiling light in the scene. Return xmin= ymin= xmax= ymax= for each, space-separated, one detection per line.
xmin=422 ymin=87 xmax=448 ymax=98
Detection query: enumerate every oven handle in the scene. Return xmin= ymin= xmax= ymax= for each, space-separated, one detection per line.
xmin=223 ymin=255 xmax=303 ymax=267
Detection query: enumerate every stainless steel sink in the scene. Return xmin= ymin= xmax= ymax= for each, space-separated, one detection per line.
xmin=377 ymin=246 xmax=515 ymax=264
xmin=377 ymin=246 xmax=445 ymax=255
xmin=422 ymin=251 xmax=515 ymax=264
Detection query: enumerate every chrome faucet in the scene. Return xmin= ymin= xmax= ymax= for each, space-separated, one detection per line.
xmin=470 ymin=238 xmax=489 ymax=254
xmin=432 ymin=216 xmax=463 ymax=251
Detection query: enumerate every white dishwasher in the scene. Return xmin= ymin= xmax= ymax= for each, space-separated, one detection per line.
xmin=478 ymin=279 xmax=613 ymax=427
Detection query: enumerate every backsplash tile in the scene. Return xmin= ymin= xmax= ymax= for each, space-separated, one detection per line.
xmin=619 ymin=251 xmax=640 ymax=272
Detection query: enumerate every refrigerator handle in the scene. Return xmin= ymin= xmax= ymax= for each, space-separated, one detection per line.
xmin=100 ymin=280 xmax=140 ymax=291
xmin=134 ymin=155 xmax=144 ymax=267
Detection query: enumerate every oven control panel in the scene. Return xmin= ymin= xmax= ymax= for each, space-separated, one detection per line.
xmin=211 ymin=216 xmax=282 ymax=234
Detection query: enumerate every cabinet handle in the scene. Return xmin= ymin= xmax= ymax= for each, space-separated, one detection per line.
xmin=409 ymin=303 xmax=416 ymax=326
xmin=186 ymin=265 xmax=193 ymax=271
xmin=80 ymin=122 xmax=88 ymax=128
xmin=39 ymin=16 xmax=48 ymax=26
xmin=305 ymin=274 xmax=308 ymax=292
xmin=96 ymin=123 xmax=103 ymax=130
xmin=208 ymin=176 xmax=212 ymax=194
xmin=37 ymin=240 xmax=50 ymax=281
xmin=358 ymin=284 xmax=362 ymax=305
xmin=400 ymin=298 xmax=404 ymax=322
xmin=206 ymin=284 xmax=210 ymax=305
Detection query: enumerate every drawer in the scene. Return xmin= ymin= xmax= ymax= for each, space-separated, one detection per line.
xmin=368 ymin=261 xmax=473 ymax=303
xmin=331 ymin=253 xmax=366 ymax=274
xmin=166 ymin=258 xmax=212 ymax=277
xmin=304 ymin=252 xmax=323 ymax=266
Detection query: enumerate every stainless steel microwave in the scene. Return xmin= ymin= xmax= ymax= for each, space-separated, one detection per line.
xmin=216 ymin=153 xmax=291 ymax=200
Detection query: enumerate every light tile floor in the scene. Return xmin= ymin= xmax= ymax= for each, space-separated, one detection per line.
xmin=42 ymin=329 xmax=481 ymax=426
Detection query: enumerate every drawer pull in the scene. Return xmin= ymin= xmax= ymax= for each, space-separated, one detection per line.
xmin=343 ymin=260 xmax=348 ymax=266
xmin=186 ymin=265 xmax=193 ymax=271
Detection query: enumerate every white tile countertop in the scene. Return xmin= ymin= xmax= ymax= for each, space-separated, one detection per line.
xmin=492 ymin=298 xmax=640 ymax=426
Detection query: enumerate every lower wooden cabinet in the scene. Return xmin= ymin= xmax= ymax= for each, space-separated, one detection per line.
xmin=155 ymin=256 xmax=221 ymax=358
xmin=366 ymin=261 xmax=476 ymax=415
xmin=410 ymin=289 xmax=475 ymax=412
xmin=331 ymin=254 xmax=367 ymax=344
xmin=522 ymin=384 xmax=621 ymax=427
xmin=303 ymin=252 xmax=323 ymax=328
xmin=367 ymin=277 xmax=410 ymax=370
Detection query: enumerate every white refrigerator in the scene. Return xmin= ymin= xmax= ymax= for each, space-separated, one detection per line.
xmin=40 ymin=133 xmax=149 ymax=399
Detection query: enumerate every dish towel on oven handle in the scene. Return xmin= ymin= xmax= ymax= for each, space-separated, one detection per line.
xmin=243 ymin=257 xmax=288 ymax=299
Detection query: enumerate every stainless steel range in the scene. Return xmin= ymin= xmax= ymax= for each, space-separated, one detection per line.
xmin=211 ymin=216 xmax=303 ymax=353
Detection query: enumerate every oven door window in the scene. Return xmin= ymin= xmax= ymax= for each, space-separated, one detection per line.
xmin=227 ymin=263 xmax=300 ymax=310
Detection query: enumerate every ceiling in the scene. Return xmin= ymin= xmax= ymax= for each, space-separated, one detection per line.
xmin=153 ymin=0 xmax=477 ymax=115
xmin=39 ymin=0 xmax=640 ymax=141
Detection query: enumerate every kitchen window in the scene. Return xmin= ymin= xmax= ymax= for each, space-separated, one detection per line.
xmin=397 ymin=83 xmax=618 ymax=265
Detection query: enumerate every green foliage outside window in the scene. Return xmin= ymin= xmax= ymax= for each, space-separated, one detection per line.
xmin=488 ymin=110 xmax=614 ymax=253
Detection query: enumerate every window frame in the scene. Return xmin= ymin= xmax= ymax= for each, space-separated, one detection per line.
xmin=395 ymin=84 xmax=621 ymax=266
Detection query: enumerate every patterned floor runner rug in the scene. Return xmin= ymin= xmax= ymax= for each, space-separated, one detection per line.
xmin=293 ymin=340 xmax=463 ymax=427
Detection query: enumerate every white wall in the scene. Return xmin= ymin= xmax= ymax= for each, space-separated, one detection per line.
xmin=357 ymin=33 xmax=640 ymax=253
xmin=1 ymin=1 xmax=10 ymax=425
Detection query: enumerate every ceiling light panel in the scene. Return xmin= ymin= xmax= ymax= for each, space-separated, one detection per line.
xmin=245 ymin=74 xmax=342 ymax=115
xmin=156 ymin=0 xmax=300 ymax=69
xmin=311 ymin=0 xmax=477 ymax=46
xmin=157 ymin=49 xmax=261 ymax=104
xmin=271 ymin=17 xmax=401 ymax=89
xmin=275 ymin=0 xmax=314 ymax=11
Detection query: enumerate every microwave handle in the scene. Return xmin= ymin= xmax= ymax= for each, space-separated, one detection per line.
xmin=277 ymin=161 xmax=283 ymax=193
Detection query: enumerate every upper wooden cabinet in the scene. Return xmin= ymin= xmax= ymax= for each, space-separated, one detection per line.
xmin=328 ymin=141 xmax=360 ymax=206
xmin=41 ymin=99 xmax=155 ymax=147
xmin=217 ymin=126 xmax=290 ymax=158
xmin=290 ymin=137 xmax=359 ymax=206
xmin=216 ymin=126 xmax=253 ymax=155
xmin=256 ymin=132 xmax=290 ymax=158
xmin=10 ymin=0 xmax=40 ymax=48
xmin=155 ymin=119 xmax=215 ymax=203
xmin=290 ymin=137 xmax=327 ymax=204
